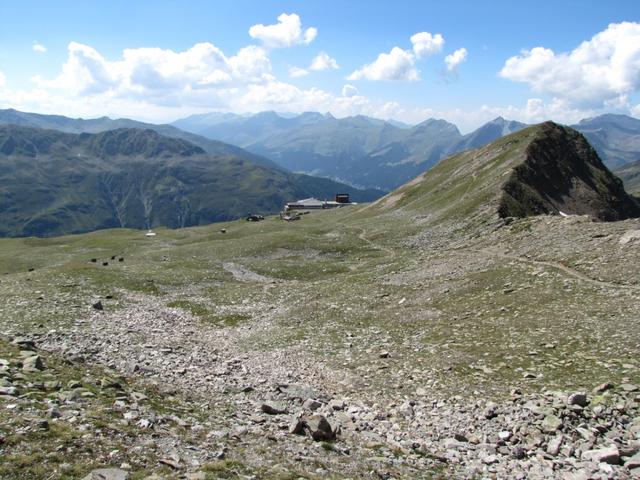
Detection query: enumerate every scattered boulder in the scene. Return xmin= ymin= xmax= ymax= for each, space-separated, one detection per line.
xmin=582 ymin=444 xmax=620 ymax=465
xmin=541 ymin=414 xmax=562 ymax=433
xmin=93 ymin=301 xmax=104 ymax=311
xmin=22 ymin=355 xmax=44 ymax=371
xmin=0 ymin=386 xmax=18 ymax=396
xmin=567 ymin=392 xmax=588 ymax=407
xmin=304 ymin=414 xmax=336 ymax=441
xmin=261 ymin=402 xmax=287 ymax=415
xmin=303 ymin=399 xmax=322 ymax=411
xmin=82 ymin=468 xmax=130 ymax=480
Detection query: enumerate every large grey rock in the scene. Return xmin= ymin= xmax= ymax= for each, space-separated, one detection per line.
xmin=304 ymin=414 xmax=336 ymax=441
xmin=582 ymin=444 xmax=620 ymax=465
xmin=0 ymin=386 xmax=18 ymax=396
xmin=625 ymin=451 xmax=640 ymax=470
xmin=261 ymin=402 xmax=287 ymax=415
xmin=546 ymin=435 xmax=563 ymax=456
xmin=541 ymin=414 xmax=562 ymax=433
xmin=22 ymin=355 xmax=44 ymax=371
xmin=567 ymin=393 xmax=588 ymax=407
xmin=82 ymin=468 xmax=130 ymax=480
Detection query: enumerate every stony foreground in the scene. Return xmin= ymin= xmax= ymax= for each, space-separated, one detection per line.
xmin=1 ymin=208 xmax=640 ymax=479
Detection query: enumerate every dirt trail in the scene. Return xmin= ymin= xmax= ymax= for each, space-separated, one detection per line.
xmin=481 ymin=246 xmax=640 ymax=291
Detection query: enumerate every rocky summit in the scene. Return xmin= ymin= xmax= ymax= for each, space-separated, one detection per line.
xmin=0 ymin=123 xmax=639 ymax=479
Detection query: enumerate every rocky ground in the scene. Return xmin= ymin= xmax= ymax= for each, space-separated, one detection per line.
xmin=1 ymin=207 xmax=640 ymax=479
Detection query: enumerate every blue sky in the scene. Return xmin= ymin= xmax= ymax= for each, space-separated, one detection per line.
xmin=0 ymin=0 xmax=639 ymax=131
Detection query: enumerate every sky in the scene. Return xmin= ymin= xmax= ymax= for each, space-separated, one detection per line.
xmin=0 ymin=0 xmax=639 ymax=132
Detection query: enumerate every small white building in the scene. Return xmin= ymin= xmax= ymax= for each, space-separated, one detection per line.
xmin=284 ymin=193 xmax=354 ymax=211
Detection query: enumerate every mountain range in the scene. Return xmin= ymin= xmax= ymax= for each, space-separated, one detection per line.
xmin=0 ymin=125 xmax=382 ymax=237
xmin=172 ymin=111 xmax=640 ymax=191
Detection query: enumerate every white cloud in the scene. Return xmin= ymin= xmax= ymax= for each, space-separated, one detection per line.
xmin=445 ymin=48 xmax=467 ymax=72
xmin=248 ymin=13 xmax=317 ymax=48
xmin=289 ymin=66 xmax=309 ymax=78
xmin=499 ymin=22 xmax=640 ymax=108
xmin=310 ymin=52 xmax=338 ymax=71
xmin=0 ymin=71 xmax=5 ymax=88
xmin=289 ymin=51 xmax=338 ymax=78
xmin=411 ymin=32 xmax=444 ymax=59
xmin=32 ymin=42 xmax=47 ymax=53
xmin=348 ymin=47 xmax=419 ymax=81
xmin=342 ymin=84 xmax=358 ymax=97
xmin=32 ymin=41 xmax=273 ymax=99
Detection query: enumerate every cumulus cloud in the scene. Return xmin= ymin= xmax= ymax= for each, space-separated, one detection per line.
xmin=342 ymin=84 xmax=358 ymax=97
xmin=289 ymin=66 xmax=309 ymax=78
xmin=499 ymin=22 xmax=640 ymax=108
xmin=411 ymin=32 xmax=444 ymax=59
xmin=348 ymin=47 xmax=419 ymax=81
xmin=32 ymin=42 xmax=47 ymax=53
xmin=33 ymin=41 xmax=273 ymax=99
xmin=248 ymin=13 xmax=317 ymax=48
xmin=445 ymin=48 xmax=467 ymax=72
xmin=310 ymin=52 xmax=339 ymax=71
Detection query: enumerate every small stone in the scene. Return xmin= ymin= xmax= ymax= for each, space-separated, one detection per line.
xmin=523 ymin=372 xmax=537 ymax=379
xmin=582 ymin=444 xmax=620 ymax=465
xmin=482 ymin=454 xmax=498 ymax=465
xmin=22 ymin=355 xmax=44 ymax=371
xmin=626 ymin=451 xmax=640 ymax=469
xmin=289 ymin=418 xmax=305 ymax=435
xmin=82 ymin=468 xmax=131 ymax=480
xmin=328 ymin=399 xmax=345 ymax=411
xmin=44 ymin=380 xmax=62 ymax=391
xmin=47 ymin=407 xmax=62 ymax=419
xmin=542 ymin=414 xmax=562 ymax=433
xmin=498 ymin=431 xmax=512 ymax=441
xmin=92 ymin=301 xmax=104 ymax=311
xmin=594 ymin=382 xmax=614 ymax=393
xmin=546 ymin=435 xmax=563 ymax=456
xmin=12 ymin=337 xmax=36 ymax=350
xmin=304 ymin=414 xmax=335 ymax=441
xmin=621 ymin=383 xmax=639 ymax=392
xmin=568 ymin=393 xmax=588 ymax=407
xmin=379 ymin=351 xmax=390 ymax=359
xmin=303 ymin=399 xmax=322 ymax=411
xmin=261 ymin=402 xmax=287 ymax=415
xmin=0 ymin=386 xmax=18 ymax=396
xmin=36 ymin=419 xmax=49 ymax=430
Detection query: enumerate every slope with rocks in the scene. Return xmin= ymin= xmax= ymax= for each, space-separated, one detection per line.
xmin=0 ymin=125 xmax=382 ymax=237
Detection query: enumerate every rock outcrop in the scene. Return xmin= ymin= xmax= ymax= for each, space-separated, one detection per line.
xmin=498 ymin=122 xmax=640 ymax=221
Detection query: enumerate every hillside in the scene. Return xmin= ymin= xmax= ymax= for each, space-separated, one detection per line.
xmin=174 ymin=111 xmax=464 ymax=189
xmin=572 ymin=113 xmax=640 ymax=168
xmin=0 ymin=108 xmax=282 ymax=170
xmin=0 ymin=125 xmax=382 ymax=237
xmin=379 ymin=122 xmax=639 ymax=226
xmin=174 ymin=111 xmax=640 ymax=191
xmin=1 ymin=121 xmax=639 ymax=479
xmin=447 ymin=116 xmax=528 ymax=153
xmin=614 ymin=159 xmax=640 ymax=195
